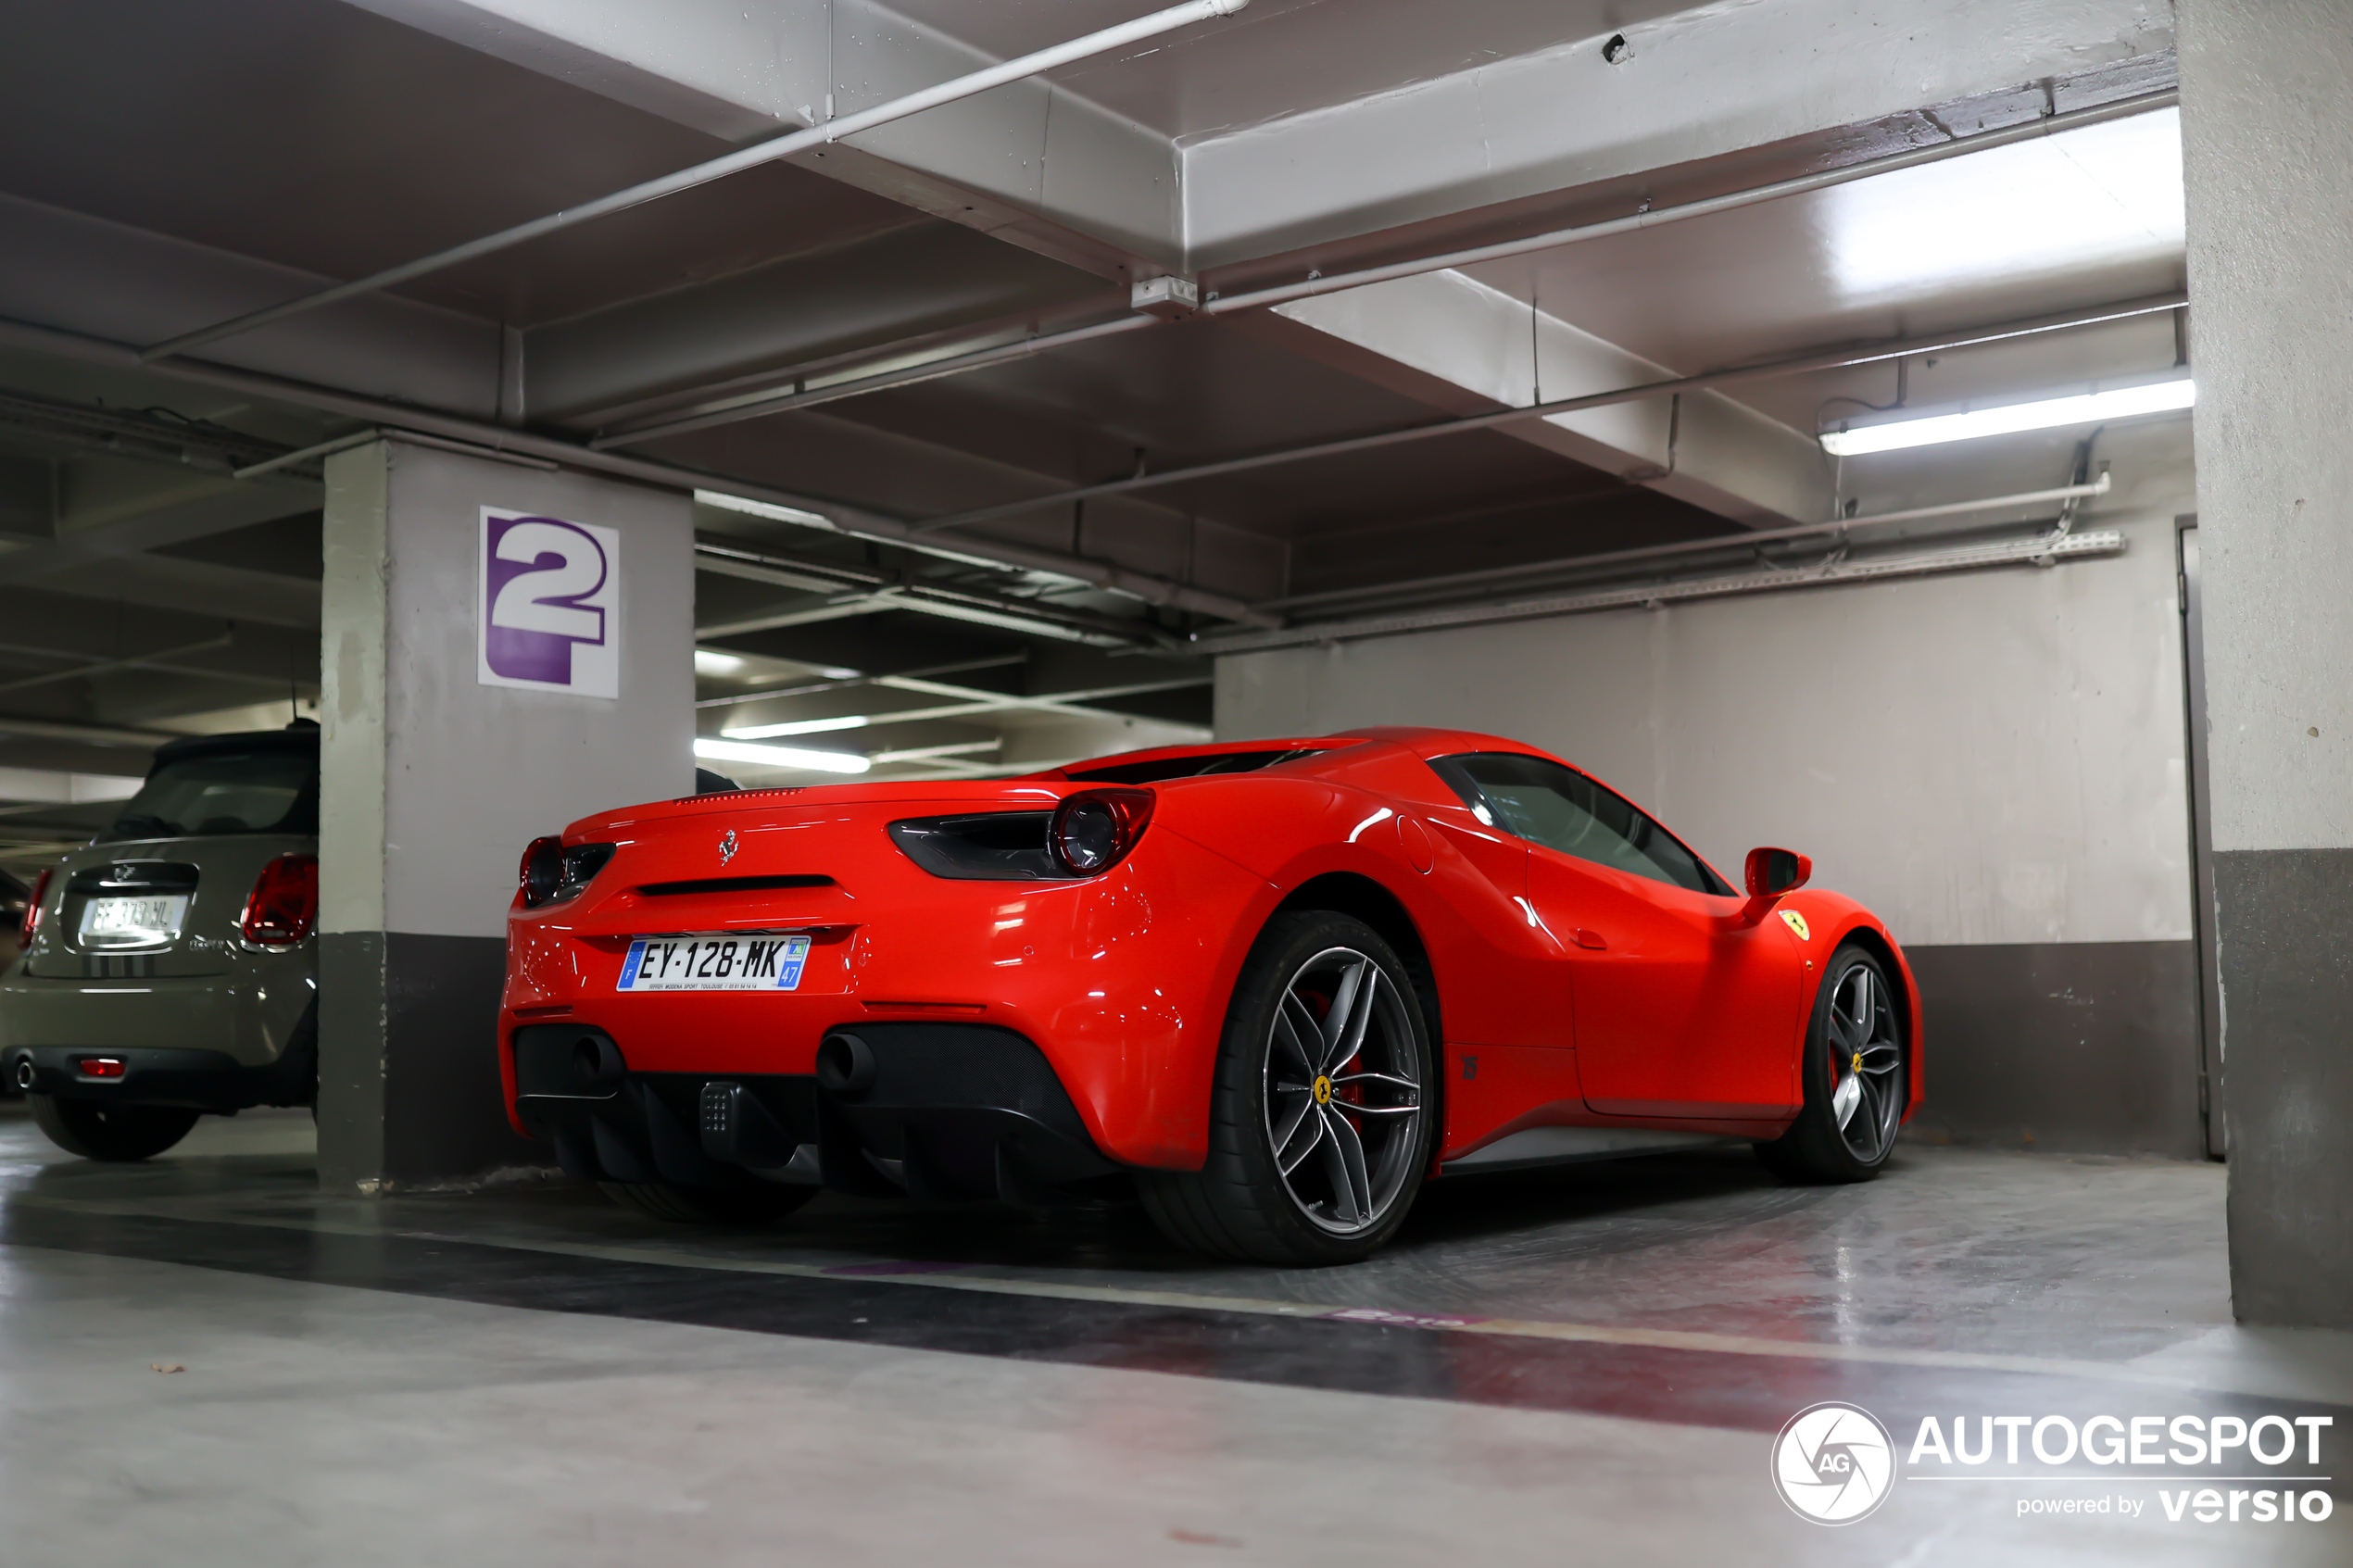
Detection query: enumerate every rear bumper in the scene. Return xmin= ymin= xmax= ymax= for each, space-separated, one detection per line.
xmin=512 ymin=1020 xmax=1120 ymax=1202
xmin=503 ymin=826 xmax=1281 ymax=1170
xmin=6 ymin=1015 xmax=316 ymax=1112
xmin=0 ymin=966 xmax=315 ymax=1070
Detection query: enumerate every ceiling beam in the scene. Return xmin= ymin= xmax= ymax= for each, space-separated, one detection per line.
xmin=0 ymin=463 xmax=321 ymax=587
xmin=528 ymin=222 xmax=1102 ymax=423
xmin=721 ymin=674 xmax=1211 ymax=738
xmin=0 ymin=312 xmax=1271 ymax=625
xmin=0 ymin=714 xmax=176 ymax=746
xmin=339 ymin=0 xmax=1193 ymax=279
xmin=28 ymin=552 xmax=321 ymax=629
xmin=0 ymin=189 xmax=498 ymax=416
xmin=901 ymin=289 xmax=2187 ymax=540
xmin=1179 ymin=1 xmax=2175 ymax=272
xmin=1258 ymin=269 xmax=1831 ymax=527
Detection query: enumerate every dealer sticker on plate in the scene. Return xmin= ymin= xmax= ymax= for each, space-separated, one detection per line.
xmin=617 ymin=934 xmax=812 ymax=992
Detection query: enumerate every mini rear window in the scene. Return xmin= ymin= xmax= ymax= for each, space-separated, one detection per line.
xmin=103 ymin=748 xmax=319 ymax=842
xmin=1062 ymin=748 xmax=1322 ymax=785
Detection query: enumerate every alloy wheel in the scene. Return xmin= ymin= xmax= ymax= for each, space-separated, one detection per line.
xmin=1825 ymin=960 xmax=1904 ymax=1161
xmin=1262 ymin=946 xmax=1423 ymax=1235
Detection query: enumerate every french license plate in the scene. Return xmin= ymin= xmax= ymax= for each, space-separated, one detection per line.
xmin=79 ymin=895 xmax=189 ymax=948
xmin=617 ymin=934 xmax=812 ymax=992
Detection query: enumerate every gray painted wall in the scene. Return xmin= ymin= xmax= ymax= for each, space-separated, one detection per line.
xmin=2180 ymin=0 xmax=2353 ymax=1326
xmin=321 ymin=440 xmax=695 ymax=945
xmin=1217 ymin=507 xmax=2203 ymax=1156
xmin=318 ymin=439 xmax=693 ymax=1188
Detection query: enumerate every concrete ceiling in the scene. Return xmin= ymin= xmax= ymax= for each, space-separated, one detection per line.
xmin=1465 ymin=109 xmax=2187 ymax=389
xmin=0 ymin=0 xmax=2193 ymax=853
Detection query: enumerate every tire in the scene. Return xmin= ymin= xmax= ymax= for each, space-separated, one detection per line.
xmin=1754 ymin=941 xmax=1908 ymax=1183
xmin=598 ymin=1179 xmax=818 ymax=1225
xmin=1139 ymin=911 xmax=1436 ymax=1266
xmin=29 ymin=1095 xmax=201 ymax=1161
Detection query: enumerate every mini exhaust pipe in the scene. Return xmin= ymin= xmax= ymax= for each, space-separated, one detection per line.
xmin=13 ymin=1059 xmax=35 ymax=1091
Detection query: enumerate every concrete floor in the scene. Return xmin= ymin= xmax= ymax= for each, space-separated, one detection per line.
xmin=1 ymin=1106 xmax=2345 ymax=1565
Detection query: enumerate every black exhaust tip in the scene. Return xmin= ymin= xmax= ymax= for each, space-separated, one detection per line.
xmin=571 ymin=1033 xmax=625 ymax=1091
xmin=814 ymin=1032 xmax=876 ymax=1096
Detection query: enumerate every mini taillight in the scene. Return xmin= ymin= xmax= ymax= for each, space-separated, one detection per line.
xmin=21 ymin=868 xmax=49 ymax=945
xmin=76 ymin=1058 xmax=126 ymax=1079
xmin=1047 ymin=788 xmax=1155 ymax=876
xmin=240 ymin=854 xmax=319 ymax=947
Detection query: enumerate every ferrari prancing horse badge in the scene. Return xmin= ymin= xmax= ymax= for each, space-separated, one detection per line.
xmin=1779 ymin=909 xmax=1810 ymax=941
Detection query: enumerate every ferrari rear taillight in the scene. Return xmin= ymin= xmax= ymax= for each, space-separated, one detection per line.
xmin=21 ymin=868 xmax=50 ymax=945
xmin=520 ymin=836 xmax=564 ymax=907
xmin=240 ymin=853 xmax=319 ymax=947
xmin=1048 ymin=788 xmax=1154 ymax=876
xmin=518 ymin=837 xmax=615 ymax=909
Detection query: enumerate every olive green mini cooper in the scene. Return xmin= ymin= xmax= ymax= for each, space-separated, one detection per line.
xmin=0 ymin=723 xmax=319 ymax=1160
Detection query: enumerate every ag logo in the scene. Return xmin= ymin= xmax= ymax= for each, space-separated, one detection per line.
xmin=1771 ymin=1402 xmax=1895 ymax=1524
xmin=1779 ymin=909 xmax=1810 ymax=942
xmin=718 ymin=828 xmax=740 ymax=867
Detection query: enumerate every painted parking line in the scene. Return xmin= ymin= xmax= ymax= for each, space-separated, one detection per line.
xmin=0 ymin=1188 xmax=2283 ymax=1396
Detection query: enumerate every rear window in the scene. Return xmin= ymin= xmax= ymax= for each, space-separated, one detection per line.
xmin=104 ymin=748 xmax=319 ymax=842
xmin=1063 ymin=748 xmax=1322 ymax=785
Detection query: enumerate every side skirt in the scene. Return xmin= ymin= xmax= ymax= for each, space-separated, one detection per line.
xmin=1437 ymin=1125 xmax=1739 ymax=1177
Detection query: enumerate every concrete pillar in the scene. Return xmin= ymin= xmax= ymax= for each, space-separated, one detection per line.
xmin=2180 ymin=2 xmax=2353 ymax=1325
xmin=317 ymin=439 xmax=692 ymax=1191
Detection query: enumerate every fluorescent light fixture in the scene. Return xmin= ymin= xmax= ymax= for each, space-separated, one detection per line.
xmin=693 ymin=649 xmax=746 ymax=676
xmin=724 ymin=714 xmax=869 ymax=739
xmin=693 ymin=737 xmax=869 ymax=774
xmin=693 ymin=489 xmax=836 ymax=531
xmin=1820 ymin=376 xmax=2194 ymax=456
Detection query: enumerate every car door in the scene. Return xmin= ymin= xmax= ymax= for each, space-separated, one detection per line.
xmin=1430 ymin=753 xmax=1803 ymax=1119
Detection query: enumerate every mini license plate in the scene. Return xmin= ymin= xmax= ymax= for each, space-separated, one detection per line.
xmin=617 ymin=934 xmax=812 ymax=992
xmin=78 ymin=894 xmax=190 ymax=949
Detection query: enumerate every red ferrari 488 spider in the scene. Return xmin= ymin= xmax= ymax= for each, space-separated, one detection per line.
xmin=502 ymin=728 xmax=1920 ymax=1265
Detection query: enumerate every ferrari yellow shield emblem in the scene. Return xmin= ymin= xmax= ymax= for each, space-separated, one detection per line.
xmin=1779 ymin=909 xmax=1811 ymax=942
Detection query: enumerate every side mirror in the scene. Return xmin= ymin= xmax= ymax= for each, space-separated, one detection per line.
xmin=1744 ymin=847 xmax=1812 ymax=899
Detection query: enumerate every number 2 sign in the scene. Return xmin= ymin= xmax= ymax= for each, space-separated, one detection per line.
xmin=478 ymin=508 xmax=622 ymax=697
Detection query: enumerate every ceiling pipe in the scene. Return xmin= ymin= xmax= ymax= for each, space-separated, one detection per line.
xmin=0 ymin=715 xmax=180 ymax=747
xmin=0 ymin=633 xmax=238 ymax=699
xmin=590 ymin=314 xmax=1162 ymax=449
xmin=1190 ymin=529 xmax=2128 ymax=658
xmin=580 ymin=289 xmax=1136 ymax=432
xmin=692 ymin=540 xmax=1176 ymax=648
xmin=0 ymin=312 xmax=1275 ymax=627
xmin=905 ymin=291 xmax=2186 ymax=536
xmin=591 ymin=88 xmax=2180 ymax=452
xmin=135 ymin=0 xmax=1254 ymax=364
xmin=1260 ymin=476 xmax=2114 ymax=618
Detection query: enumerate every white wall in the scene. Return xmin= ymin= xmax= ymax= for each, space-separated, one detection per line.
xmin=1217 ymin=508 xmax=2193 ymax=949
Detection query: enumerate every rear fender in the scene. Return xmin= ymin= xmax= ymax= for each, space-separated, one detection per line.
xmin=1164 ymin=778 xmax=1565 ymax=1072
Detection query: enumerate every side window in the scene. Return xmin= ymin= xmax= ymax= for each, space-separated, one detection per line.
xmin=1428 ymin=753 xmax=1730 ymax=896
